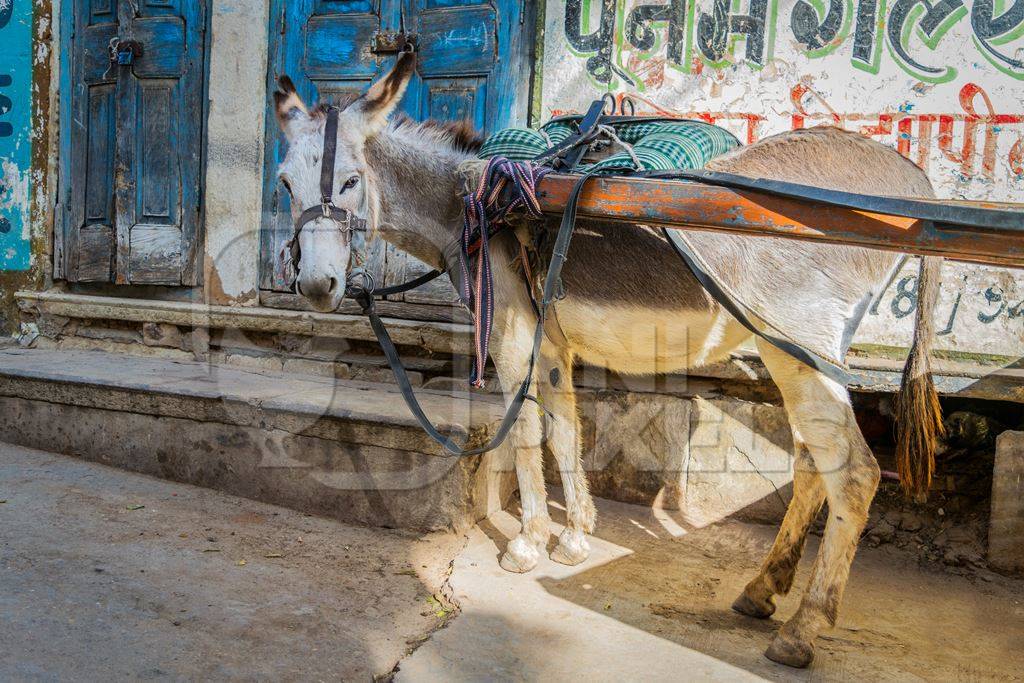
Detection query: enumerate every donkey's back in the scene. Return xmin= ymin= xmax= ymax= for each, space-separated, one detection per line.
xmin=710 ymin=125 xmax=934 ymax=196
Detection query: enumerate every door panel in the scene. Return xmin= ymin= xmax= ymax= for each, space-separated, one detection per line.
xmin=129 ymin=224 xmax=182 ymax=282
xmin=261 ymin=0 xmax=532 ymax=310
xmin=88 ymin=0 xmax=115 ymax=21
xmin=139 ymin=83 xmax=176 ymax=221
xmin=78 ymin=225 xmax=115 ymax=282
xmin=413 ymin=5 xmax=496 ymax=75
xmin=84 ymin=86 xmax=116 ymax=226
xmin=305 ymin=15 xmax=381 ymax=79
xmin=133 ymin=17 xmax=187 ymax=78
xmin=82 ymin=23 xmax=118 ymax=82
xmin=60 ymin=0 xmax=206 ymax=285
xmin=423 ymin=77 xmax=484 ymax=122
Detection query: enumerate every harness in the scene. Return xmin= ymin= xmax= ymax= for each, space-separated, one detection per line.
xmin=282 ymin=106 xmax=367 ymax=287
xmin=281 ymin=97 xmax=1019 ymax=458
xmin=335 ymin=99 xmax=633 ymax=456
xmin=282 ymin=98 xmax=789 ymax=457
xmin=344 ymin=158 xmax=579 ymax=457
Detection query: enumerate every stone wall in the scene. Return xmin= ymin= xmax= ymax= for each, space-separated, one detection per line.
xmin=547 ymin=391 xmax=797 ymax=526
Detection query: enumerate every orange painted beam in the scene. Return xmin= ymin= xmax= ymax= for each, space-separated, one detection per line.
xmin=536 ymin=174 xmax=1024 ymax=269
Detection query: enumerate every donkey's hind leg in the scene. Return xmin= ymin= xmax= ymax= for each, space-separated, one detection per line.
xmin=733 ymin=447 xmax=825 ymax=619
xmin=539 ymin=346 xmax=596 ymax=566
xmin=756 ymin=339 xmax=880 ymax=668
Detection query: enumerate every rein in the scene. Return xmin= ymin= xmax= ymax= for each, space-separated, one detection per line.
xmin=342 ymin=158 xmax=573 ymax=457
xmin=337 ymin=102 xmax=606 ymax=457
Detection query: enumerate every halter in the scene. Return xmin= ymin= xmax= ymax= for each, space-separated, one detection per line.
xmin=281 ymin=105 xmax=367 ymax=286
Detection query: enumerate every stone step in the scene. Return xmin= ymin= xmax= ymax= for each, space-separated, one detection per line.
xmin=0 ymin=348 xmax=513 ymax=531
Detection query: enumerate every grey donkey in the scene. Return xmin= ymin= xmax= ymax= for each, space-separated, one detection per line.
xmin=273 ymin=53 xmax=943 ymax=669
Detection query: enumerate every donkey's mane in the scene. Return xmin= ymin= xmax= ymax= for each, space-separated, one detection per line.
xmin=310 ymin=96 xmax=483 ymax=155
xmin=395 ymin=116 xmax=484 ymax=155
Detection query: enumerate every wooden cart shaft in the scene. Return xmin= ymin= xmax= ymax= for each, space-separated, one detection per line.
xmin=536 ymin=174 xmax=1024 ymax=269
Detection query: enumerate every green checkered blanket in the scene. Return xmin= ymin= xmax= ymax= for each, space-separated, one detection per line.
xmin=479 ymin=117 xmax=739 ymax=172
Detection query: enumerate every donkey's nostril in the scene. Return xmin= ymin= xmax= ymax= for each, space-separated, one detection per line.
xmin=328 ymin=277 xmax=338 ymax=294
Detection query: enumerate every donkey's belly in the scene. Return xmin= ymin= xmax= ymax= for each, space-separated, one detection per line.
xmin=554 ymin=300 xmax=752 ymax=374
xmin=549 ymin=219 xmax=751 ymax=373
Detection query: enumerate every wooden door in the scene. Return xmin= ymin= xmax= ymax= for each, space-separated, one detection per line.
xmin=260 ymin=0 xmax=533 ymax=316
xmin=58 ymin=0 xmax=207 ymax=285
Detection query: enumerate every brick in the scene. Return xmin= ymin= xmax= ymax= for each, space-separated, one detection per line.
xmin=142 ymin=322 xmax=184 ymax=349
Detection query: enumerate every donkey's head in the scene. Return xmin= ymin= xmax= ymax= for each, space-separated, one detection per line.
xmin=274 ymin=54 xmax=415 ymax=311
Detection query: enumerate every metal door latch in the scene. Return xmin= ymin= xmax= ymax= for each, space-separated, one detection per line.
xmin=371 ymin=31 xmax=417 ymax=54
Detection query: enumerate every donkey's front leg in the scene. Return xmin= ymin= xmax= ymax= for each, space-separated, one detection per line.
xmin=540 ymin=346 xmax=596 ymax=566
xmin=491 ymin=315 xmax=550 ymax=574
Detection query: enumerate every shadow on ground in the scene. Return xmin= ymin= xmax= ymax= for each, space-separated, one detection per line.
xmin=516 ymin=490 xmax=1024 ymax=681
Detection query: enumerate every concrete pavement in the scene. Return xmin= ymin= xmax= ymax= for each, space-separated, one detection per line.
xmin=3 ymin=442 xmax=1023 ymax=682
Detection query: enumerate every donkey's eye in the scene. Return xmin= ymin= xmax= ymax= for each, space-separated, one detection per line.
xmin=341 ymin=176 xmax=360 ymax=192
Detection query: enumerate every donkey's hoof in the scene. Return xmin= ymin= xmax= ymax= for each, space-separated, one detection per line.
xmin=500 ymin=535 xmax=540 ymax=573
xmin=732 ymin=591 xmax=776 ymax=619
xmin=550 ymin=528 xmax=590 ymax=566
xmin=765 ymin=631 xmax=815 ymax=669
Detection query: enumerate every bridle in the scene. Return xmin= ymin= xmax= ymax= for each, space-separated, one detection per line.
xmin=282 ymin=105 xmax=367 ymax=287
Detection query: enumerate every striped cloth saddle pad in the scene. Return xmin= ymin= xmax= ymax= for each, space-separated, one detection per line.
xmin=478 ymin=117 xmax=739 ymax=173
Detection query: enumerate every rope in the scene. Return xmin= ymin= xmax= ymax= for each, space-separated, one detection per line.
xmin=595 ymin=124 xmax=642 ymax=170
xmin=459 ymin=156 xmax=552 ymax=387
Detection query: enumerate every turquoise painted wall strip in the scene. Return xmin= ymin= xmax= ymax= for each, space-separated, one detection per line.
xmin=0 ymin=0 xmax=32 ymax=271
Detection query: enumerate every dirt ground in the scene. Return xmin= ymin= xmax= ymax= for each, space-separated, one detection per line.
xmin=3 ymin=442 xmax=1023 ymax=681
xmin=0 ymin=443 xmax=463 ymax=681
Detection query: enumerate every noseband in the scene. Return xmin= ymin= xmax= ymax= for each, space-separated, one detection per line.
xmin=282 ymin=105 xmax=367 ymax=286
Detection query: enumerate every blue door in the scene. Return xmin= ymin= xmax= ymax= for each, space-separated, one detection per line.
xmin=58 ymin=0 xmax=207 ymax=285
xmin=260 ymin=0 xmax=534 ymax=307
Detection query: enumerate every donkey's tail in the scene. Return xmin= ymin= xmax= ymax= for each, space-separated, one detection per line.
xmin=895 ymin=255 xmax=945 ymax=498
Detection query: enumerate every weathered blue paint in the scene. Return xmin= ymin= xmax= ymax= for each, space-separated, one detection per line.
xmin=0 ymin=0 xmax=33 ymax=271
xmin=58 ymin=0 xmax=208 ymax=285
xmin=260 ymin=0 xmax=535 ymax=293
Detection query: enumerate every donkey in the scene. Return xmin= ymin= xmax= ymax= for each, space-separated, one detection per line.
xmin=273 ymin=53 xmax=942 ymax=668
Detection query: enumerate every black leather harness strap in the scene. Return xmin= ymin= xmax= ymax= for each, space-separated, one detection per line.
xmin=649 ymin=169 xmax=1023 ymax=383
xmin=320 ymin=103 xmax=341 ymax=204
xmin=661 ymin=228 xmax=854 ymax=385
xmin=340 ymin=101 xmax=609 ymax=456
xmin=345 ymin=171 xmax=601 ymax=457
xmin=650 ymin=169 xmax=1024 ymax=232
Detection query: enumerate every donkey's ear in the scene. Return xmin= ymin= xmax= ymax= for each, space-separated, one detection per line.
xmin=355 ymin=52 xmax=416 ymax=136
xmin=274 ymin=74 xmax=311 ymax=141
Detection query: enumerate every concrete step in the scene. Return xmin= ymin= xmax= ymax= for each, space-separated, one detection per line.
xmin=0 ymin=348 xmax=514 ymax=531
